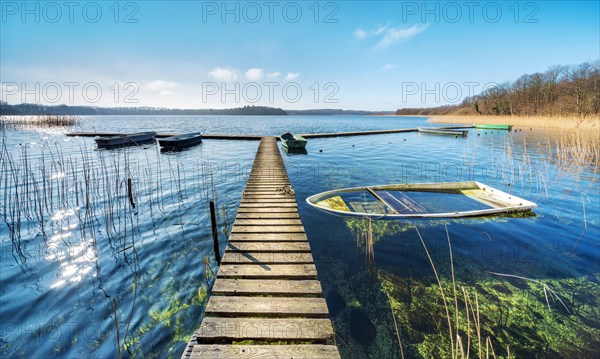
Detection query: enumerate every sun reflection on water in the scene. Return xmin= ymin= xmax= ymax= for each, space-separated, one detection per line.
xmin=46 ymin=207 xmax=97 ymax=289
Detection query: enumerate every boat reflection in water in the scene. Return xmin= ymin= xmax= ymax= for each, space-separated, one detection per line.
xmin=282 ymin=146 xmax=308 ymax=155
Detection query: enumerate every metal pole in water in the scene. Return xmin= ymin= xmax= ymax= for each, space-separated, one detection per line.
xmin=210 ymin=201 xmax=221 ymax=265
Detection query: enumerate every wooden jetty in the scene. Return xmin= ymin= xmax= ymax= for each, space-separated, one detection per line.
xmin=66 ymin=125 xmax=474 ymax=141
xmin=182 ymin=136 xmax=340 ymax=359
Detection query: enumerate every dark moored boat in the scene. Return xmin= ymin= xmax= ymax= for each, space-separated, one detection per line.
xmin=157 ymin=132 xmax=203 ymax=150
xmin=95 ymin=132 xmax=156 ymax=148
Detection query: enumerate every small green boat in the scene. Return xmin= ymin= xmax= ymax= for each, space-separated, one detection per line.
xmin=474 ymin=124 xmax=513 ymax=130
xmin=280 ymin=132 xmax=307 ymax=150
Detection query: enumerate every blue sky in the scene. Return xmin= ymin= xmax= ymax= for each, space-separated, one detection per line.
xmin=1 ymin=0 xmax=598 ymax=110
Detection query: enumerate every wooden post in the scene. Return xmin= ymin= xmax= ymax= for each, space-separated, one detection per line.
xmin=127 ymin=178 xmax=135 ymax=208
xmin=210 ymin=201 xmax=221 ymax=265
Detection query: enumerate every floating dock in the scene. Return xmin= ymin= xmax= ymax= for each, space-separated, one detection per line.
xmin=66 ymin=125 xmax=474 ymax=141
xmin=182 ymin=137 xmax=340 ymax=358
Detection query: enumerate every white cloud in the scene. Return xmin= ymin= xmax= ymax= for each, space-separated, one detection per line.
xmin=381 ymin=64 xmax=396 ymax=71
xmin=376 ymin=24 xmax=428 ymax=48
xmin=208 ymin=67 xmax=238 ymax=82
xmin=267 ymin=72 xmax=280 ymax=78
xmin=354 ymin=24 xmax=428 ymax=48
xmin=146 ymin=80 xmax=181 ymax=91
xmin=245 ymin=68 xmax=264 ymax=81
xmin=353 ymin=28 xmax=367 ymax=40
xmin=285 ymin=72 xmax=299 ymax=80
xmin=374 ymin=26 xmax=386 ymax=35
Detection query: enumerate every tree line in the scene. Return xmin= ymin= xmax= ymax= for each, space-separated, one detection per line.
xmin=396 ymin=60 xmax=600 ymax=117
xmin=0 ymin=104 xmax=288 ymax=116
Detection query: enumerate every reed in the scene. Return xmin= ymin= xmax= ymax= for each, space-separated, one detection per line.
xmin=429 ymin=114 xmax=599 ymax=130
xmin=0 ymin=115 xmax=79 ymax=129
xmin=0 ymin=136 xmax=202 ymax=267
xmin=353 ymin=218 xmax=375 ymax=267
xmin=410 ymin=225 xmax=508 ymax=358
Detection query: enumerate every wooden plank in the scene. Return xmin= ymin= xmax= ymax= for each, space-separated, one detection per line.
xmin=197 ymin=317 xmax=334 ymax=342
xmin=235 ymin=212 xmax=300 ymax=219
xmin=221 ymin=252 xmax=314 ymax=264
xmin=242 ymin=194 xmax=289 ymax=198
xmin=240 ymin=187 xmax=291 ymax=191
xmin=243 ymin=188 xmax=291 ymax=192
xmin=248 ymin=175 xmax=289 ymax=179
xmin=243 ymin=190 xmax=289 ymax=194
xmin=242 ymin=197 xmax=294 ymax=201
xmin=239 ymin=203 xmax=297 ymax=208
xmin=227 ymin=242 xmax=310 ymax=252
xmin=205 ymin=296 xmax=329 ymax=317
xmin=237 ymin=207 xmax=298 ymax=213
xmin=217 ymin=264 xmax=317 ymax=279
xmin=250 ymin=167 xmax=287 ymax=170
xmin=232 ymin=225 xmax=305 ymax=233
xmin=245 ymin=183 xmax=291 ymax=187
xmin=245 ymin=180 xmax=291 ymax=184
xmin=211 ymin=279 xmax=322 ymax=296
xmin=241 ymin=198 xmax=297 ymax=204
xmin=190 ymin=345 xmax=341 ymax=358
xmin=229 ymin=232 xmax=307 ymax=241
xmin=243 ymin=193 xmax=293 ymax=197
xmin=247 ymin=176 xmax=288 ymax=179
xmin=234 ymin=219 xmax=303 ymax=226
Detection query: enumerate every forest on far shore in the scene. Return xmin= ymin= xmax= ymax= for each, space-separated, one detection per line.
xmin=396 ymin=60 xmax=600 ymax=117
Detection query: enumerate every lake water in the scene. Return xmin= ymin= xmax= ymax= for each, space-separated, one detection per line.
xmin=1 ymin=115 xmax=598 ymax=358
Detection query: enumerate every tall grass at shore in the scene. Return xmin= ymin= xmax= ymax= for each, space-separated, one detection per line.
xmin=429 ymin=115 xmax=599 ymax=130
xmin=0 ymin=115 xmax=80 ymax=130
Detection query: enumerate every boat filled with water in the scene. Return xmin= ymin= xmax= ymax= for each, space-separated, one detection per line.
xmin=307 ymin=181 xmax=537 ymax=218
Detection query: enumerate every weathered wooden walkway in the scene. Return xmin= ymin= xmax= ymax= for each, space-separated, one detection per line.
xmin=182 ymin=137 xmax=340 ymax=358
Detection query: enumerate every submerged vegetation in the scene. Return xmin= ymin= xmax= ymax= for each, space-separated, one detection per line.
xmin=380 ymin=268 xmax=600 ymax=358
xmin=331 ymin=217 xmax=600 ymax=358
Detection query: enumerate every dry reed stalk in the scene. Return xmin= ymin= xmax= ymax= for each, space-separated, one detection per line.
xmin=573 ymin=193 xmax=590 ymax=251
xmin=429 ymin=115 xmax=600 ymax=130
xmin=385 ymin=291 xmax=405 ymax=359
xmin=113 ymin=298 xmax=122 ymax=359
xmin=414 ymin=225 xmax=455 ymax=356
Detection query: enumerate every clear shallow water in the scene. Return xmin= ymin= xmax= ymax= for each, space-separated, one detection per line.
xmin=1 ymin=116 xmax=598 ymax=358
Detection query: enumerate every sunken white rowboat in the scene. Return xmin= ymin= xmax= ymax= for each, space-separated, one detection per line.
xmin=306 ymin=181 xmax=537 ymax=218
